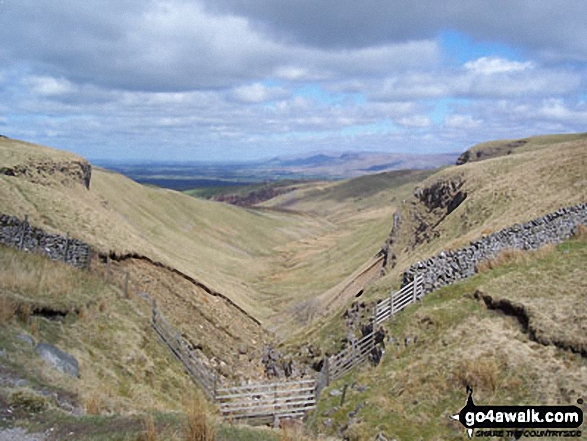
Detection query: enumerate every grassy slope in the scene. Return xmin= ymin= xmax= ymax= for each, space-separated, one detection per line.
xmin=293 ymin=134 xmax=586 ymax=356
xmin=0 ymin=246 xmax=310 ymax=441
xmin=2 ymin=134 xmax=585 ymax=339
xmin=1 ymin=137 xmax=434 ymax=333
xmin=0 ymin=136 xmax=84 ymax=168
xmin=459 ymin=132 xmax=587 ymax=164
xmin=0 ymin=136 xmax=326 ymax=320
xmin=0 ymin=245 xmax=196 ymax=415
xmin=312 ymin=236 xmax=587 ymax=440
xmin=90 ymin=168 xmax=326 ymax=320
xmin=252 ymin=170 xmax=435 ymax=335
xmin=378 ymin=134 xmax=587 ymax=291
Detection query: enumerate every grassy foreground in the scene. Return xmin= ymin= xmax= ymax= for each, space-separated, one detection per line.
xmin=0 ymin=245 xmax=327 ymax=440
xmin=311 ymin=233 xmax=587 ymax=440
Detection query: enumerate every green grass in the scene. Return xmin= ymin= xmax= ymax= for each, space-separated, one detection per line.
xmin=184 ymin=179 xmax=308 ymax=200
xmin=309 ymin=236 xmax=587 ymax=440
xmin=460 ymin=132 xmax=587 ymax=164
xmin=303 ymin=169 xmax=435 ymax=202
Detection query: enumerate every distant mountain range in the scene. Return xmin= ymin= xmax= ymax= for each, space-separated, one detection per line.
xmin=97 ymin=150 xmax=460 ymax=191
xmin=264 ymin=151 xmax=459 ymax=177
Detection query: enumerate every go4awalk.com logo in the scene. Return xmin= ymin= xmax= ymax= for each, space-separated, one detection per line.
xmin=451 ymin=387 xmax=584 ymax=439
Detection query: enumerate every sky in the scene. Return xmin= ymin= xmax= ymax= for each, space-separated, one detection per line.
xmin=0 ymin=1 xmax=586 ymax=162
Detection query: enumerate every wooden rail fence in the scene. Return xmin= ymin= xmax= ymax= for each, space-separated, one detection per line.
xmin=151 ymin=305 xmax=217 ymax=399
xmin=320 ymin=274 xmax=423 ymax=387
xmin=149 ymin=274 xmax=423 ymax=422
xmin=216 ymin=378 xmax=317 ymax=424
xmin=374 ymin=275 xmax=422 ymax=325
xmin=151 ymin=303 xmax=317 ymax=424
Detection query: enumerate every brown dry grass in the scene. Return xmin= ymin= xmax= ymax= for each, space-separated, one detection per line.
xmin=16 ymin=303 xmax=32 ymax=324
xmin=575 ymin=224 xmax=587 ymax=240
xmin=183 ymin=397 xmax=215 ymax=441
xmin=142 ymin=416 xmax=158 ymax=441
xmin=0 ymin=296 xmax=16 ymax=325
xmin=475 ymin=245 xmax=554 ymax=273
xmin=279 ymin=422 xmax=316 ymax=441
xmin=84 ymin=392 xmax=103 ymax=415
xmin=452 ymin=357 xmax=499 ymax=393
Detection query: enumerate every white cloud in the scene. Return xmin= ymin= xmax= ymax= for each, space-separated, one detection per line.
xmin=230 ymin=83 xmax=289 ymax=103
xmin=25 ymin=76 xmax=76 ymax=96
xmin=444 ymin=114 xmax=482 ymax=129
xmin=464 ymin=57 xmax=534 ymax=75
xmin=397 ymin=115 xmax=432 ymax=128
xmin=0 ymin=2 xmax=586 ymax=161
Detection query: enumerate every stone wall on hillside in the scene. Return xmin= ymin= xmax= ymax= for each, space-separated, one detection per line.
xmin=0 ymin=214 xmax=91 ymax=268
xmin=401 ymin=202 xmax=587 ymax=294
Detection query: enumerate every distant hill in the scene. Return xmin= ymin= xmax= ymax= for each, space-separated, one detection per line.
xmin=267 ymin=151 xmax=458 ymax=177
xmin=456 ymin=132 xmax=587 ymax=165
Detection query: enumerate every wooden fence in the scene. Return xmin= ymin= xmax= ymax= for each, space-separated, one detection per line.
xmin=216 ymin=378 xmax=316 ymax=424
xmin=151 ymin=303 xmax=317 ymax=424
xmin=321 ymin=274 xmax=423 ymax=385
xmin=374 ymin=275 xmax=422 ymax=325
xmin=151 ymin=306 xmax=217 ymax=399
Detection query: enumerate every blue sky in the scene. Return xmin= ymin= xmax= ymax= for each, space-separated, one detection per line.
xmin=0 ymin=1 xmax=586 ymax=162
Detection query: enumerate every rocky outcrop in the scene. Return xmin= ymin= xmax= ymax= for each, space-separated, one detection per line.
xmin=456 ymin=139 xmax=528 ymax=165
xmin=0 ymin=214 xmax=91 ymax=269
xmin=413 ymin=175 xmax=467 ymax=217
xmin=0 ymin=160 xmax=91 ymax=189
xmin=35 ymin=343 xmax=79 ymax=378
xmin=391 ymin=175 xmax=468 ymax=251
xmin=402 ymin=202 xmax=587 ymax=294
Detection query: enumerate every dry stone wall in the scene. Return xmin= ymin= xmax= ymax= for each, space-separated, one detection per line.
xmin=0 ymin=214 xmax=91 ymax=268
xmin=401 ymin=202 xmax=587 ymax=293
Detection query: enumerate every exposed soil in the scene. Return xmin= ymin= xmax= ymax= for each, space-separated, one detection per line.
xmin=90 ymin=255 xmax=272 ymax=384
xmin=474 ymin=290 xmax=587 ymax=357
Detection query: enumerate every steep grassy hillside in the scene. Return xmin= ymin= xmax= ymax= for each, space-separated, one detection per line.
xmin=0 ymin=245 xmax=318 ymax=440
xmin=2 ymin=134 xmax=584 ymax=342
xmin=374 ymin=134 xmax=587 ymax=292
xmin=292 ymin=134 xmax=586 ymax=355
xmin=252 ymin=170 xmax=435 ymax=334
xmin=1 ymin=137 xmax=433 ymax=337
xmin=0 ymin=137 xmax=326 ymax=321
xmin=456 ymin=132 xmax=587 ymax=164
xmin=0 ymin=244 xmax=196 ymax=415
xmin=312 ymin=234 xmax=587 ymax=440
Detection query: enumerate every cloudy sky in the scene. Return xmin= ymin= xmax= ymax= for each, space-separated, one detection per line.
xmin=1 ymin=1 xmax=586 ymax=162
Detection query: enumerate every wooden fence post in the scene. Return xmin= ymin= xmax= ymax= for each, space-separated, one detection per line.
xmin=63 ymin=233 xmax=70 ymax=262
xmin=340 ymin=384 xmax=348 ymax=406
xmin=273 ymin=383 xmax=278 ymax=426
xmin=85 ymin=248 xmax=92 ymax=271
xmin=412 ymin=274 xmax=418 ymax=304
xmin=324 ymin=356 xmax=330 ymax=386
xmin=105 ymin=256 xmax=110 ymax=283
xmin=18 ymin=215 xmax=28 ymax=250
xmin=372 ymin=305 xmax=377 ymax=349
